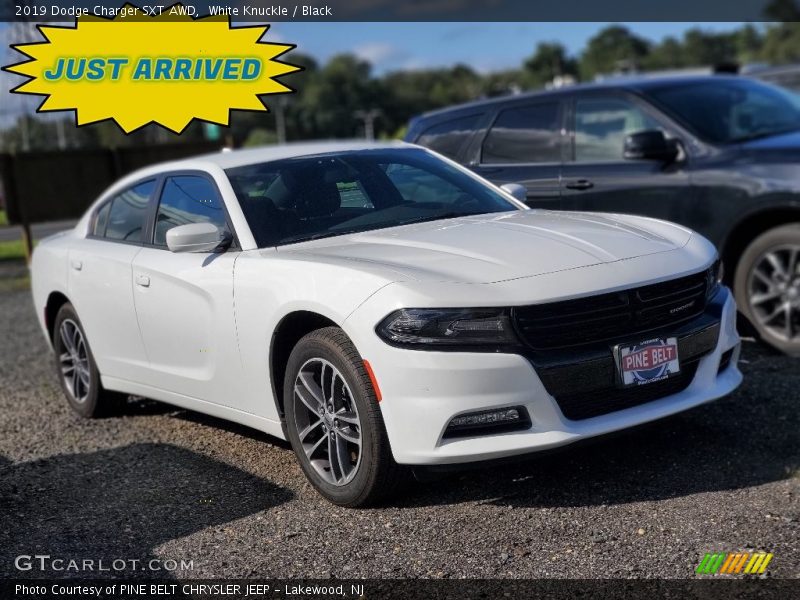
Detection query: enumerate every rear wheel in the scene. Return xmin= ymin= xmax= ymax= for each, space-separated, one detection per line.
xmin=283 ymin=327 xmax=403 ymax=507
xmin=734 ymin=224 xmax=800 ymax=356
xmin=53 ymin=303 xmax=125 ymax=417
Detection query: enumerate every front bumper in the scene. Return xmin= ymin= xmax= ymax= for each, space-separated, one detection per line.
xmin=348 ymin=287 xmax=741 ymax=466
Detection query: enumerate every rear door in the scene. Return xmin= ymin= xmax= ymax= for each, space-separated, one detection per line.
xmin=468 ymin=99 xmax=565 ymax=208
xmin=412 ymin=112 xmax=486 ymax=162
xmin=130 ymin=172 xmax=246 ymax=408
xmin=67 ymin=180 xmax=155 ymax=382
xmin=559 ymin=92 xmax=692 ymax=223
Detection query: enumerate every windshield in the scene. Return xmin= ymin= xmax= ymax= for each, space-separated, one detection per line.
xmin=645 ymin=78 xmax=800 ymax=144
xmin=225 ymin=148 xmax=520 ymax=247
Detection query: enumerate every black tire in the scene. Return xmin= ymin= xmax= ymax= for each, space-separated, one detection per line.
xmin=734 ymin=223 xmax=800 ymax=357
xmin=52 ymin=303 xmax=125 ymax=418
xmin=283 ymin=327 xmax=404 ymax=507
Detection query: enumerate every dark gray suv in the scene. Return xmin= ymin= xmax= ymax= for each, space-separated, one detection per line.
xmin=406 ymin=75 xmax=800 ymax=356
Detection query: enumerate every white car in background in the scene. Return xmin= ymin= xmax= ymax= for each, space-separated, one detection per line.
xmin=31 ymin=141 xmax=742 ymax=506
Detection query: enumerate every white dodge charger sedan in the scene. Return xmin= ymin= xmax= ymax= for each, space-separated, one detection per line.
xmin=31 ymin=141 xmax=742 ymax=506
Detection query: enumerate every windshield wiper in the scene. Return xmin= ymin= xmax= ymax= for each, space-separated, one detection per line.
xmin=277 ymin=229 xmax=367 ymax=245
xmin=397 ymin=212 xmax=473 ymax=227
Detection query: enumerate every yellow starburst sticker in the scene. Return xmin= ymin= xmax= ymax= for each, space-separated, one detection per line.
xmin=2 ymin=4 xmax=301 ymax=133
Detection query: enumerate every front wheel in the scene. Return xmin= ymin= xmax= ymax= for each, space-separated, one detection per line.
xmin=283 ymin=327 xmax=403 ymax=507
xmin=734 ymin=224 xmax=800 ymax=356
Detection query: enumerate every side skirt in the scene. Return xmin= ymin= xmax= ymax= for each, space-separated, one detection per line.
xmin=101 ymin=376 xmax=286 ymax=440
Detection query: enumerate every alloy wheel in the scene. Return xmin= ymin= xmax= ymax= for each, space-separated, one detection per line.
xmin=59 ymin=319 xmax=91 ymax=403
xmin=747 ymin=245 xmax=800 ymax=343
xmin=292 ymin=358 xmax=363 ymax=486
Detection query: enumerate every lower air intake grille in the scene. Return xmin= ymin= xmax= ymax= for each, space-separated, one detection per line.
xmin=554 ymin=360 xmax=699 ymax=421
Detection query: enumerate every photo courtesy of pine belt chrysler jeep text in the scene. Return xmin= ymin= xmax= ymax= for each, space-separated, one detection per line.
xmin=31 ymin=142 xmax=741 ymax=506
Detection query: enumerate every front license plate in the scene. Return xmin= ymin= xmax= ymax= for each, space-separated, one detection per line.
xmin=614 ymin=337 xmax=680 ymax=387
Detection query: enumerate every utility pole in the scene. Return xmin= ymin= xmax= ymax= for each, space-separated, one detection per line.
xmin=354 ymin=109 xmax=382 ymax=141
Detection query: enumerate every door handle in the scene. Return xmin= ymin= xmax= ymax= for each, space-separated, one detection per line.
xmin=135 ymin=274 xmax=150 ymax=288
xmin=70 ymin=260 xmax=82 ymax=271
xmin=565 ymin=179 xmax=594 ymax=191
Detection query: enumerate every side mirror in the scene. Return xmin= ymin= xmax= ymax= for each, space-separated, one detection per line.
xmin=500 ymin=183 xmax=528 ymax=203
xmin=166 ymin=223 xmax=229 ymax=253
xmin=623 ymin=130 xmax=679 ymax=163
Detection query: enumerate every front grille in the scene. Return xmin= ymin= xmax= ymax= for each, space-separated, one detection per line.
xmin=513 ymin=270 xmax=709 ymax=350
xmin=555 ymin=360 xmax=700 ymax=421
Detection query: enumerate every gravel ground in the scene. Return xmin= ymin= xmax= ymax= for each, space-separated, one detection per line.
xmin=0 ymin=263 xmax=797 ymax=580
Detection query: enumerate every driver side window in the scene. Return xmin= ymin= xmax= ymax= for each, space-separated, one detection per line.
xmin=154 ymin=176 xmax=229 ymax=246
xmin=574 ymin=98 xmax=661 ymax=162
xmin=103 ymin=180 xmax=155 ymax=243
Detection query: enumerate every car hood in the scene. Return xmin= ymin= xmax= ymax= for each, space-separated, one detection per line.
xmin=278 ymin=210 xmax=693 ymax=284
xmin=737 ymin=129 xmax=800 ymax=154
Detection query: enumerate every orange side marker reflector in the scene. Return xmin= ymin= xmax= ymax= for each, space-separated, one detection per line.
xmin=363 ymin=360 xmax=382 ymax=402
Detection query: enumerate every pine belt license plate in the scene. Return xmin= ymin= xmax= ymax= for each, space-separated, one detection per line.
xmin=614 ymin=337 xmax=680 ymax=387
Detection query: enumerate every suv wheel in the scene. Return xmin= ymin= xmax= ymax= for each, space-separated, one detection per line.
xmin=283 ymin=327 xmax=403 ymax=507
xmin=53 ymin=303 xmax=125 ymax=417
xmin=734 ymin=224 xmax=800 ymax=356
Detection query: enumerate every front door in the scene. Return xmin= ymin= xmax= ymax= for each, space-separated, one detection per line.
xmin=559 ymin=94 xmax=692 ymax=224
xmin=131 ymin=174 xmax=245 ymax=410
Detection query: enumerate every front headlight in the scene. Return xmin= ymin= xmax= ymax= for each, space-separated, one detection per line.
xmin=376 ymin=308 xmax=518 ymax=349
xmin=707 ymin=259 xmax=723 ymax=300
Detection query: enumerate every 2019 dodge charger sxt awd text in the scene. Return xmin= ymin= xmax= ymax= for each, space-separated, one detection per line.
xmin=31 ymin=142 xmax=741 ymax=506
xmin=406 ymin=75 xmax=800 ymax=355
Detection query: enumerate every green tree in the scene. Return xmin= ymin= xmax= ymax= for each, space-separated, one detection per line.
xmin=735 ymin=24 xmax=764 ymax=63
xmin=680 ymin=29 xmax=738 ymax=67
xmin=643 ymin=36 xmax=686 ymax=70
xmin=243 ymin=128 xmax=278 ymax=147
xmin=294 ymin=54 xmax=382 ymax=138
xmin=579 ymin=25 xmax=651 ymax=80
xmin=523 ymin=42 xmax=577 ymax=87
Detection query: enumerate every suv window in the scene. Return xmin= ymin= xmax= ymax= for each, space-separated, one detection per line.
xmin=154 ymin=176 xmax=229 ymax=246
xmin=481 ymin=102 xmax=561 ymax=164
xmin=104 ymin=180 xmax=155 ymax=243
xmin=417 ymin=114 xmax=480 ymax=160
xmin=574 ymin=97 xmax=661 ymax=162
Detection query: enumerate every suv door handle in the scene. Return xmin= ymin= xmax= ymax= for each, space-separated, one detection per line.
xmin=70 ymin=260 xmax=82 ymax=271
xmin=565 ymin=179 xmax=594 ymax=191
xmin=135 ymin=274 xmax=150 ymax=288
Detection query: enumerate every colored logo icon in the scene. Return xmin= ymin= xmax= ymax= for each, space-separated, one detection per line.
xmin=696 ymin=552 xmax=774 ymax=575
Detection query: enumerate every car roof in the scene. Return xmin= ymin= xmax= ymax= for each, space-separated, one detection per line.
xmin=193 ymin=139 xmax=414 ymax=169
xmin=102 ymin=140 xmax=417 ymax=200
xmin=413 ymin=74 xmax=744 ymax=121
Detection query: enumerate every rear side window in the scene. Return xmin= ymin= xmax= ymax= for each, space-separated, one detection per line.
xmin=482 ymin=103 xmax=561 ymax=164
xmin=154 ymin=176 xmax=229 ymax=246
xmin=104 ymin=180 xmax=155 ymax=243
xmin=416 ymin=114 xmax=480 ymax=160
